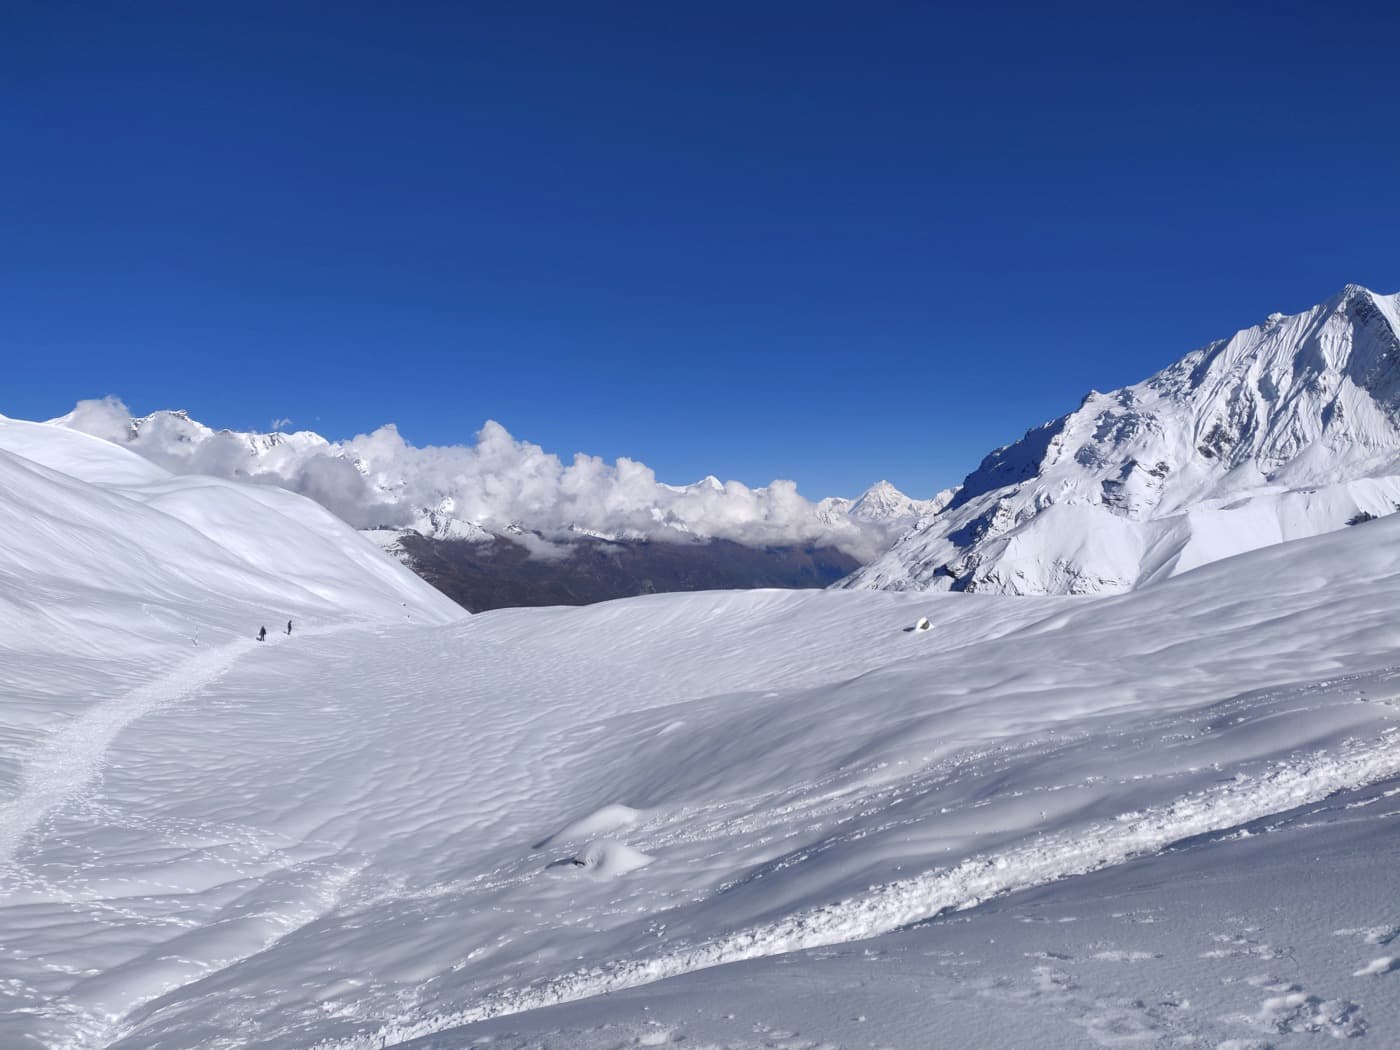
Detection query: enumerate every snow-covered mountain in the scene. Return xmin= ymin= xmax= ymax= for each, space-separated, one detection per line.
xmin=847 ymin=284 xmax=1400 ymax=594
xmin=4 ymin=412 xmax=1399 ymax=1048
xmin=817 ymin=478 xmax=951 ymax=531
xmin=52 ymin=403 xmax=927 ymax=562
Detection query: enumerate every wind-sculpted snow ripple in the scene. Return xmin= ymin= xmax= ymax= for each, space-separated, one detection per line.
xmin=322 ymin=725 xmax=1400 ymax=1049
xmin=9 ymin=517 xmax=1400 ymax=1049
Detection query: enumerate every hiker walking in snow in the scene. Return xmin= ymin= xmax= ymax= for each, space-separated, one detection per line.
xmin=286 ymin=620 xmax=293 ymax=636
xmin=258 ymin=626 xmax=267 ymax=642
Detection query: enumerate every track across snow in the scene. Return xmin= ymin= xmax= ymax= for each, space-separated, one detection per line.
xmin=0 ymin=640 xmax=249 ymax=868
xmin=320 ymin=721 xmax=1400 ymax=1048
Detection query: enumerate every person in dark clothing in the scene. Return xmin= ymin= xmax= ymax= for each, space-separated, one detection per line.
xmin=258 ymin=626 xmax=267 ymax=642
xmin=286 ymin=620 xmax=293 ymax=635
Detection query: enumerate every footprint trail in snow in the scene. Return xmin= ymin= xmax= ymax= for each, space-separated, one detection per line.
xmin=0 ymin=640 xmax=248 ymax=868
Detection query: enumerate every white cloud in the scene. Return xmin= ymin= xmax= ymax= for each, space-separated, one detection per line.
xmin=59 ymin=395 xmax=133 ymax=445
xmin=56 ymin=399 xmax=899 ymax=559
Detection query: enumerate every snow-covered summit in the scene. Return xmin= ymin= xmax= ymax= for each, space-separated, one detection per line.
xmin=845 ymin=285 xmax=1400 ymax=594
xmin=850 ymin=479 xmax=952 ymax=524
xmin=817 ymin=480 xmax=946 ymax=531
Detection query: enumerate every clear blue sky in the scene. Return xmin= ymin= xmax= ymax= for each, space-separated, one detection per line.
xmin=4 ymin=1 xmax=1399 ymax=497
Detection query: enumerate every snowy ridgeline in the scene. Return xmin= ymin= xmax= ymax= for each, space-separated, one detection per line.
xmin=0 ymin=415 xmax=461 ymax=734
xmin=1 ymin=415 xmax=1399 ymax=1048
xmin=49 ymin=401 xmax=945 ymax=563
xmin=847 ymin=284 xmax=1400 ymax=595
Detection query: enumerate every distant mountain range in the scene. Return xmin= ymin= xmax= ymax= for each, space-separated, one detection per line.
xmin=45 ymin=284 xmax=1399 ymax=607
xmin=368 ymin=477 xmax=944 ymax=612
xmin=358 ymin=470 xmax=950 ymax=609
xmin=49 ymin=405 xmax=942 ymax=610
xmin=846 ymin=285 xmax=1400 ymax=594
xmin=361 ymin=476 xmax=947 ymax=611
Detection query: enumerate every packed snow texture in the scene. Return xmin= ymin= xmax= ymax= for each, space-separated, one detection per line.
xmin=848 ymin=284 xmax=1400 ymax=594
xmin=53 ymin=401 xmax=937 ymax=560
xmin=2 ymin=413 xmax=1398 ymax=1048
xmin=427 ymin=780 xmax=1399 ymax=1049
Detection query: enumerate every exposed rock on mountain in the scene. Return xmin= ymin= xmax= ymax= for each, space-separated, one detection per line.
xmin=844 ymin=285 xmax=1400 ymax=594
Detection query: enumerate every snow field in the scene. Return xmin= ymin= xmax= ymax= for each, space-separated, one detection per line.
xmin=0 ymin=416 xmax=460 ymax=795
xmin=419 ymin=776 xmax=1399 ymax=1049
xmin=3 ymin=418 xmax=1400 ymax=1048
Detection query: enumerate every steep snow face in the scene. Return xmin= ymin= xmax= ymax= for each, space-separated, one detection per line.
xmin=846 ymin=285 xmax=1400 ymax=594
xmin=51 ymin=406 xmax=926 ymax=560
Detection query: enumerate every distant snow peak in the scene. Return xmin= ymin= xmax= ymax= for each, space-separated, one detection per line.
xmin=51 ymin=400 xmax=931 ymax=561
xmin=850 ymin=480 xmax=911 ymax=521
xmin=414 ymin=498 xmax=492 ymax=542
xmin=846 ymin=285 xmax=1400 ymax=596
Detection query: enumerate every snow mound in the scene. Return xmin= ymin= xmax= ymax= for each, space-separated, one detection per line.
xmin=572 ymin=840 xmax=656 ymax=879
xmin=539 ymin=803 xmax=645 ymax=847
xmin=1354 ymin=956 xmax=1400 ymax=977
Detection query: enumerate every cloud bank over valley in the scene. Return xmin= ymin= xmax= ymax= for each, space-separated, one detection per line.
xmin=56 ymin=398 xmax=932 ymax=560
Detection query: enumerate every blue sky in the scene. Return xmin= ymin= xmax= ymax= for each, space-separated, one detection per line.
xmin=4 ymin=1 xmax=1399 ymax=497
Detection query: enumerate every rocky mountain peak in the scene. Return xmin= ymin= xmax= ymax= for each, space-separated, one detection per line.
xmin=843 ymin=287 xmax=1400 ymax=596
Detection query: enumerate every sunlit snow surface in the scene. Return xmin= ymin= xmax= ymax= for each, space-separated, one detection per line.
xmin=2 ymin=418 xmax=1399 ymax=1048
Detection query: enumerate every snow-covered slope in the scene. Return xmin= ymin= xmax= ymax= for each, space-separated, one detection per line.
xmin=0 ymin=414 xmax=461 ymax=682
xmin=4 ymin=406 xmax=1400 ymax=1047
xmin=847 ymin=285 xmax=1400 ymax=593
xmin=429 ymin=779 xmax=1400 ymax=1049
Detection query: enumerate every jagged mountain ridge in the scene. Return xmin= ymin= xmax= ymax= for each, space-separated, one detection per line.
xmin=845 ymin=284 xmax=1400 ymax=595
xmin=818 ymin=479 xmax=954 ymax=529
